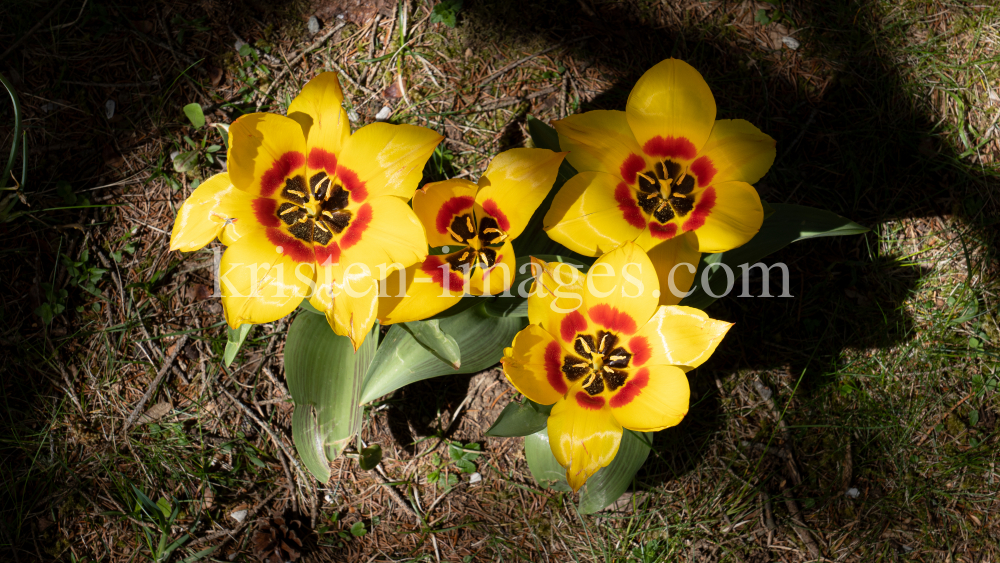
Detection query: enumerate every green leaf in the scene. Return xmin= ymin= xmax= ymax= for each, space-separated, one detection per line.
xmin=359 ymin=303 xmax=526 ymax=404
xmin=447 ymin=441 xmax=465 ymax=461
xmin=285 ymin=313 xmax=379 ymax=481
xmin=969 ymin=409 xmax=980 ymax=426
xmin=455 ymin=459 xmax=476 ymax=474
xmin=579 ymin=430 xmax=653 ymax=514
xmin=183 ymin=103 xmax=205 ymax=128
xmin=359 ymin=444 xmax=383 ymax=471
xmin=401 ymin=319 xmax=462 ymax=368
xmin=172 ymin=150 xmax=199 ymax=173
xmin=483 ymin=254 xmax=591 ymax=317
xmin=350 ymin=521 xmax=367 ymax=537
xmin=755 ymin=8 xmax=772 ymax=24
xmin=524 ymin=428 xmax=572 ymax=492
xmin=485 ymin=399 xmax=552 ymax=437
xmin=680 ymin=203 xmax=868 ymax=309
xmin=430 ymin=0 xmax=463 ymax=27
xmin=223 ymin=324 xmax=252 ymax=367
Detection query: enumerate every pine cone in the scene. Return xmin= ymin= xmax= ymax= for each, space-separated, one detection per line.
xmin=252 ymin=513 xmax=312 ymax=563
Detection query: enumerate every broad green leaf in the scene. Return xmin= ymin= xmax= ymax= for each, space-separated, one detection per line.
xmin=680 ymin=203 xmax=868 ymax=309
xmin=350 ymin=521 xmax=367 ymax=537
xmin=401 ymin=319 xmax=461 ymax=368
xmin=485 ymin=399 xmax=552 ymax=437
xmin=360 ymin=303 xmax=527 ymax=404
xmin=524 ymin=428 xmax=572 ymax=492
xmin=359 ymin=444 xmax=383 ymax=471
xmin=223 ymin=324 xmax=252 ymax=367
xmin=298 ymin=298 xmax=323 ymax=315
xmin=578 ymin=430 xmax=652 ymax=514
xmin=183 ymin=103 xmax=205 ymax=128
xmin=172 ymin=150 xmax=199 ymax=172
xmin=515 ymin=117 xmax=582 ymax=257
xmin=483 ymin=254 xmax=592 ymax=317
xmin=285 ymin=313 xmax=379 ymax=481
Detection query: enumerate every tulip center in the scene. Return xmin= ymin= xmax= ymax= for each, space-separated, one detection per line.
xmin=635 ymin=160 xmax=696 ymax=224
xmin=441 ymin=212 xmax=507 ymax=273
xmin=562 ymin=331 xmax=633 ymax=396
xmin=274 ymin=171 xmax=353 ymax=245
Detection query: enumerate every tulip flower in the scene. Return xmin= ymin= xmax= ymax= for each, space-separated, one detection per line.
xmin=544 ymin=59 xmax=775 ymax=304
xmin=377 ymin=148 xmax=565 ymax=324
xmin=501 ymin=242 xmax=731 ymax=490
xmin=170 ymin=72 xmax=442 ymax=348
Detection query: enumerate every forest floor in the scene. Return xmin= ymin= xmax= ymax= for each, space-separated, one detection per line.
xmin=1 ymin=0 xmax=999 ymax=561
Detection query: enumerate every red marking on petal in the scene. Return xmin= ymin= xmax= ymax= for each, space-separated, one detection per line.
xmin=260 ymin=152 xmax=305 ymax=197
xmin=560 ymin=309 xmax=588 ymax=343
xmin=252 ymin=197 xmax=281 ymax=228
xmin=336 ymin=166 xmax=367 ymax=203
xmin=266 ymin=228 xmax=314 ymax=263
xmin=545 ymin=341 xmax=568 ymax=395
xmin=422 ymin=255 xmax=464 ymax=290
xmin=629 ymin=336 xmax=652 ymax=367
xmin=610 ymin=367 xmax=649 ymax=408
xmin=589 ymin=303 xmax=638 ymax=335
xmin=308 ymin=148 xmax=338 ymax=173
xmin=575 ymin=391 xmax=606 ymax=411
xmin=481 ymin=199 xmax=510 ymax=231
xmin=690 ymin=156 xmax=716 ymax=187
xmin=619 ymin=153 xmax=645 ymax=185
xmin=682 ymin=186 xmax=716 ymax=232
xmin=649 ymin=221 xmax=677 ymax=240
xmin=642 ymin=136 xmax=697 ymax=160
xmin=615 ymin=182 xmax=645 ymax=229
xmin=314 ymin=243 xmax=341 ymax=267
xmin=341 ymin=203 xmax=371 ymax=250
xmin=435 ymin=195 xmax=475 ymax=234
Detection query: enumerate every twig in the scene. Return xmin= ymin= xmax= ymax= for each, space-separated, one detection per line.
xmin=256 ymin=21 xmax=348 ymax=110
xmin=49 ymin=0 xmax=88 ymax=32
xmin=371 ymin=467 xmax=419 ymax=521
xmin=761 ymin=491 xmax=777 ymax=531
xmin=474 ymin=84 xmax=562 ymax=113
xmin=122 ymin=334 xmax=189 ymax=431
xmin=478 ymin=38 xmax=590 ymax=90
xmin=781 ymin=484 xmax=821 ymax=558
xmin=0 ymin=0 xmax=71 ymax=61
xmin=915 ymin=391 xmax=975 ymax=447
xmin=188 ymin=487 xmax=282 ymax=547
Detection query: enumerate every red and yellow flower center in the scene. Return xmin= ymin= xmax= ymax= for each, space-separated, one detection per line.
xmin=273 ymin=170 xmax=355 ymax=246
xmin=619 ymin=153 xmax=718 ymax=240
xmin=432 ymin=206 xmax=509 ymax=279
xmin=561 ymin=330 xmax=634 ymax=397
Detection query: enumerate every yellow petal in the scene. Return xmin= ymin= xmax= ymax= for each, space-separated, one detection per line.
xmin=468 ymin=241 xmax=516 ymax=296
xmin=501 ymin=324 xmax=570 ymax=406
xmin=219 ymin=228 xmax=315 ymax=328
xmin=288 ymin=72 xmax=351 ymax=162
xmin=543 ymin=171 xmax=645 ymax=257
xmin=412 ymin=178 xmax=479 ymax=248
xmin=642 ymin=234 xmax=701 ymax=306
xmin=376 ymin=260 xmax=464 ymax=324
xmin=694 ymin=119 xmax=776 ymax=186
xmin=547 ymin=391 xmax=622 ymax=492
xmin=310 ymin=263 xmax=379 ymax=350
xmin=337 ymin=195 xmax=428 ymax=279
xmin=629 ymin=305 xmax=731 ymax=371
xmin=336 ymin=123 xmax=443 ymax=200
xmin=526 ymin=258 xmax=587 ymax=349
xmin=626 ymin=59 xmax=716 ymax=162
xmin=608 ymin=364 xmax=689 ymax=432
xmin=474 ymin=148 xmax=566 ymax=239
xmin=684 ymin=181 xmax=763 ymax=253
xmin=582 ymin=242 xmax=658 ymax=335
xmin=171 ymin=173 xmax=253 ymax=252
xmin=228 ymin=113 xmax=308 ymax=198
xmin=553 ymin=110 xmax=649 ymax=184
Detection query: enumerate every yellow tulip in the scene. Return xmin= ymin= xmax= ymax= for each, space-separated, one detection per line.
xmin=501 ymin=242 xmax=731 ymax=491
xmin=170 ymin=72 xmax=442 ymax=349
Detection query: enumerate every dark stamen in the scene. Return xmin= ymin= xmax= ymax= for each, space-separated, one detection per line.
xmin=277 ymin=203 xmax=306 ymax=226
xmin=479 ymin=247 xmax=498 ymax=269
xmin=637 ymin=173 xmax=657 ymax=193
xmin=445 ymin=247 xmax=476 ymax=273
xmin=478 ymin=216 xmax=505 ymax=245
xmin=574 ymin=335 xmax=596 ymax=357
xmin=583 ymin=375 xmax=605 ymax=396
xmin=675 ymin=174 xmax=695 ymax=195
xmin=605 ymin=347 xmax=631 ymax=368
xmin=320 ymin=210 xmax=352 ymax=234
xmin=282 ymin=176 xmax=309 ymax=204
xmin=561 ymin=356 xmax=589 ymax=381
xmin=288 ymin=218 xmax=314 ymax=242
xmin=653 ymin=205 xmax=675 ymax=223
xmin=670 ymin=196 xmax=695 ymax=217
xmin=449 ymin=214 xmax=476 ymax=243
xmin=603 ymin=370 xmax=628 ymax=391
